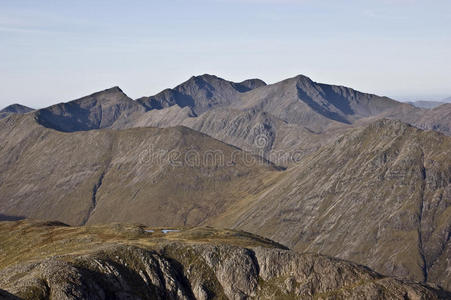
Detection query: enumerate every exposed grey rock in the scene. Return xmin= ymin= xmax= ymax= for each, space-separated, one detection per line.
xmin=0 ymin=243 xmax=447 ymax=299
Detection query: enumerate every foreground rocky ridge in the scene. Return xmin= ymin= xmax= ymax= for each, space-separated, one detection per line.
xmin=0 ymin=220 xmax=448 ymax=300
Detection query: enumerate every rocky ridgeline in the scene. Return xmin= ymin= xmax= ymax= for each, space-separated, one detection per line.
xmin=0 ymin=240 xmax=448 ymax=299
xmin=0 ymin=221 xmax=449 ymax=299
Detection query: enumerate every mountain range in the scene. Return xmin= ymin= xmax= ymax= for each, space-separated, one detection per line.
xmin=0 ymin=74 xmax=450 ymax=298
xmin=408 ymin=97 xmax=451 ymax=109
xmin=16 ymin=74 xmax=450 ymax=166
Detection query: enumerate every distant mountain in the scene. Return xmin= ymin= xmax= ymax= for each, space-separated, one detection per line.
xmin=0 ymin=103 xmax=34 ymax=119
xmin=413 ymin=103 xmax=451 ymax=133
xmin=10 ymin=74 xmax=446 ymax=164
xmin=130 ymin=74 xmax=417 ymax=164
xmin=135 ymin=74 xmax=405 ymax=131
xmin=35 ymin=87 xmax=145 ymax=132
xmin=136 ymin=74 xmax=267 ymax=114
xmin=407 ymin=100 xmax=446 ymax=109
xmin=442 ymin=96 xmax=451 ymax=103
xmin=1 ymin=221 xmax=448 ymax=300
xmin=2 ymin=74 xmax=446 ymax=167
xmin=233 ymin=75 xmax=403 ymax=129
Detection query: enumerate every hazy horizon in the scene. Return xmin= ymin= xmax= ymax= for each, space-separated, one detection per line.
xmin=1 ymin=0 xmax=450 ymax=108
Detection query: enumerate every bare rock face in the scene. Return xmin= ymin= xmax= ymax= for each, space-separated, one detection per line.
xmin=0 ymin=245 xmax=446 ymax=299
xmin=0 ymin=221 xmax=448 ymax=299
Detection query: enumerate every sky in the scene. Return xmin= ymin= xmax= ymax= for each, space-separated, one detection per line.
xmin=1 ymin=0 xmax=450 ymax=109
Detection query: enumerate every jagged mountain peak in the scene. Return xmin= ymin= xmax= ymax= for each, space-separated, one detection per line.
xmin=76 ymin=86 xmax=127 ymax=100
xmin=189 ymin=73 xmax=220 ymax=81
xmin=137 ymin=74 xmax=268 ymax=114
xmin=294 ymin=73 xmax=314 ymax=83
xmin=34 ymin=86 xmax=144 ymax=132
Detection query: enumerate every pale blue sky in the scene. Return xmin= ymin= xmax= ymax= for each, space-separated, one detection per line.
xmin=1 ymin=0 xmax=450 ymax=108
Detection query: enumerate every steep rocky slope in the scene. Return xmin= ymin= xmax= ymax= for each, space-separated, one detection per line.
xmin=0 ymin=113 xmax=278 ymax=226
xmin=211 ymin=119 xmax=451 ymax=290
xmin=0 ymin=104 xmax=34 ymax=120
xmin=0 ymin=220 xmax=448 ymax=300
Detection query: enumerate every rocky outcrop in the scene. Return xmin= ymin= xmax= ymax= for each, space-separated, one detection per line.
xmin=0 ymin=221 xmax=447 ymax=299
xmin=0 ymin=245 xmax=447 ymax=300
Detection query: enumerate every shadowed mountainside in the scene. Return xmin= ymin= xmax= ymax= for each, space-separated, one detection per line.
xmin=34 ymin=87 xmax=145 ymax=132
